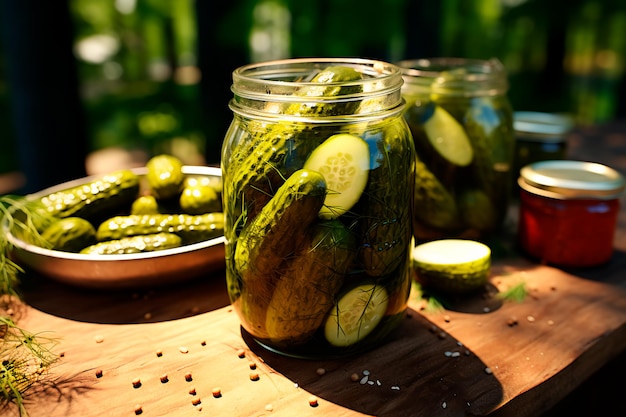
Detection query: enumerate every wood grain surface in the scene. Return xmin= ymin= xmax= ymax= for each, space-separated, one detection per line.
xmin=2 ymin=249 xmax=626 ymax=417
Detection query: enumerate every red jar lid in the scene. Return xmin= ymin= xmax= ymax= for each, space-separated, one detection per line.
xmin=519 ymin=160 xmax=625 ymax=200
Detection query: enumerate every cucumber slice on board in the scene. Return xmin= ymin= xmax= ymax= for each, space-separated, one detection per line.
xmin=422 ymin=105 xmax=474 ymax=167
xmin=412 ymin=239 xmax=491 ymax=294
xmin=324 ymin=284 xmax=389 ymax=347
xmin=303 ymin=133 xmax=370 ymax=219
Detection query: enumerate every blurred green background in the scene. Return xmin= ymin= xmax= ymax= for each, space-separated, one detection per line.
xmin=0 ymin=0 xmax=625 ymax=193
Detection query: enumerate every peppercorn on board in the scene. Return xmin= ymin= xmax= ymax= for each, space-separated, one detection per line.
xmin=2 ymin=165 xmax=225 ymax=288
xmin=6 ymin=253 xmax=626 ymax=417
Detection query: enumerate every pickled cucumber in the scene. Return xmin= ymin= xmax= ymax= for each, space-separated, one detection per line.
xmin=303 ymin=133 xmax=370 ymax=219
xmin=324 ymin=284 xmax=389 ymax=347
xmin=358 ymin=123 xmax=415 ymax=276
xmin=265 ymin=219 xmax=356 ymax=346
xmin=81 ymin=232 xmax=182 ymax=254
xmin=232 ymin=169 xmax=327 ymax=338
xmin=146 ymin=154 xmax=185 ymax=200
xmin=412 ymin=239 xmax=491 ymax=293
xmin=41 ymin=217 xmax=97 ymax=252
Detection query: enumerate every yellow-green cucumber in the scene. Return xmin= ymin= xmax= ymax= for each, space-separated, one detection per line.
xmin=41 ymin=217 xmax=97 ymax=253
xmin=130 ymin=195 xmax=161 ymax=215
xmin=265 ymin=219 xmax=356 ymax=346
xmin=421 ymin=103 xmax=473 ymax=167
xmin=34 ymin=169 xmax=139 ymax=221
xmin=146 ymin=154 xmax=185 ymax=200
xmin=412 ymin=239 xmax=491 ymax=293
xmin=303 ymin=133 xmax=370 ymax=219
xmin=324 ymin=283 xmax=389 ymax=347
xmin=179 ymin=182 xmax=221 ymax=215
xmin=96 ymin=212 xmax=224 ymax=245
xmin=232 ymin=169 xmax=327 ymax=338
xmin=81 ymin=232 xmax=182 ymax=255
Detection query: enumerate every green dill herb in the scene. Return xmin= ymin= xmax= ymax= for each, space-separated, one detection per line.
xmin=497 ymin=280 xmax=528 ymax=303
xmin=1 ymin=195 xmax=59 ymax=416
xmin=0 ymin=316 xmax=59 ymax=416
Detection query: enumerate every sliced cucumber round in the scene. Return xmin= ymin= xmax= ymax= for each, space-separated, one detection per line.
xmin=303 ymin=133 xmax=370 ymax=219
xmin=412 ymin=239 xmax=491 ymax=294
xmin=422 ymin=105 xmax=474 ymax=167
xmin=324 ymin=284 xmax=388 ymax=347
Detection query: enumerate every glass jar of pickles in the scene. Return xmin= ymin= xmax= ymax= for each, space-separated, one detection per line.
xmin=221 ymin=58 xmax=415 ymax=358
xmin=397 ymin=58 xmax=515 ymax=242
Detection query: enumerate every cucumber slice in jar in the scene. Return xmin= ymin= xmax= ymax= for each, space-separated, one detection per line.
xmin=303 ymin=133 xmax=370 ymax=219
xmin=412 ymin=239 xmax=491 ymax=294
xmin=422 ymin=104 xmax=474 ymax=167
xmin=324 ymin=284 xmax=389 ymax=347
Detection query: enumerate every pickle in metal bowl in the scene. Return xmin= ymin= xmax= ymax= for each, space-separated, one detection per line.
xmin=2 ymin=166 xmax=225 ymax=289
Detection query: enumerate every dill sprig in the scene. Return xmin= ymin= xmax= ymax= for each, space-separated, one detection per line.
xmin=497 ymin=280 xmax=528 ymax=303
xmin=0 ymin=316 xmax=59 ymax=415
xmin=1 ymin=195 xmax=59 ymax=416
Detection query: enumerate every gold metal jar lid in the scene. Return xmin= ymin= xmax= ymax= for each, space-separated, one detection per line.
xmin=514 ymin=111 xmax=574 ymax=143
xmin=519 ymin=160 xmax=625 ymax=199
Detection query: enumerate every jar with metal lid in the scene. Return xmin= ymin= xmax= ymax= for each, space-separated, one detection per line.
xmin=222 ymin=58 xmax=415 ymax=358
xmin=513 ymin=111 xmax=573 ymax=181
xmin=518 ymin=160 xmax=625 ymax=268
xmin=396 ymin=58 xmax=515 ymax=242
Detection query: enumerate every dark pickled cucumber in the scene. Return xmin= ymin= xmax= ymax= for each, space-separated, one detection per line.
xmin=35 ymin=169 xmax=139 ymax=221
xmin=265 ymin=219 xmax=356 ymax=347
xmin=458 ymin=188 xmax=497 ymax=232
xmin=231 ymin=169 xmax=327 ymax=338
xmin=234 ymin=169 xmax=326 ymax=279
xmin=96 ymin=212 xmax=224 ymax=245
xmin=358 ymin=123 xmax=415 ymax=277
xmin=413 ymin=158 xmax=461 ymax=231
xmin=146 ymin=154 xmax=185 ymax=200
xmin=463 ymin=97 xmax=514 ymax=231
xmin=41 ymin=217 xmax=97 ymax=252
xmin=81 ymin=232 xmax=182 ymax=255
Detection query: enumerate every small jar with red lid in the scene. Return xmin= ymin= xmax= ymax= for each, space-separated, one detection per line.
xmin=518 ymin=160 xmax=625 ymax=268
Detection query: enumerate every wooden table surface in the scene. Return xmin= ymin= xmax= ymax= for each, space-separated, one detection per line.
xmin=3 ymin=122 xmax=626 ymax=417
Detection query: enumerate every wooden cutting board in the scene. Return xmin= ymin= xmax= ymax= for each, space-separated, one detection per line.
xmin=4 ymin=251 xmax=626 ymax=417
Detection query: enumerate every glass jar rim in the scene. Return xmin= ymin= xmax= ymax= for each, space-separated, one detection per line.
xmin=396 ymin=57 xmax=509 ymax=97
xmin=229 ymin=57 xmax=406 ymax=120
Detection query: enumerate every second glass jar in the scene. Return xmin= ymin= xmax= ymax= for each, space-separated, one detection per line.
xmin=397 ymin=58 xmax=515 ymax=242
xmin=222 ymin=58 xmax=415 ymax=358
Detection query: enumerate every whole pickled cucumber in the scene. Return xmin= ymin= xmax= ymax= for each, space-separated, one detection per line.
xmin=358 ymin=122 xmax=415 ymax=277
xmin=413 ymin=158 xmax=462 ymax=231
xmin=146 ymin=154 xmax=185 ymax=200
xmin=231 ymin=169 xmax=326 ymax=338
xmin=131 ymin=195 xmax=161 ymax=215
xmin=464 ymin=97 xmax=514 ymax=195
xmin=234 ymin=169 xmax=326 ymax=279
xmin=35 ymin=169 xmax=139 ymax=221
xmin=179 ymin=183 xmax=221 ymax=215
xmin=41 ymin=217 xmax=97 ymax=252
xmin=96 ymin=212 xmax=224 ymax=244
xmin=265 ymin=219 xmax=356 ymax=347
xmin=81 ymin=232 xmax=182 ymax=255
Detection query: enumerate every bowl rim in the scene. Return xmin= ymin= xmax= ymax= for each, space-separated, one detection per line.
xmin=2 ymin=165 xmax=225 ymax=262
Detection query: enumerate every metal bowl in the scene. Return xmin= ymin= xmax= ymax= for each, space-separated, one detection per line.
xmin=3 ymin=166 xmax=225 ymax=289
